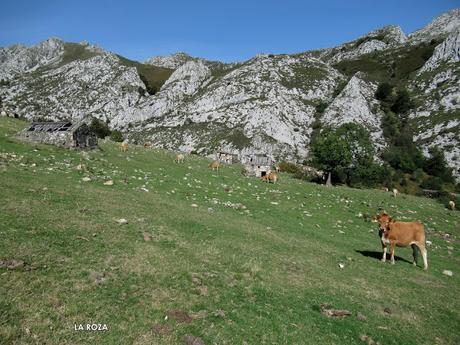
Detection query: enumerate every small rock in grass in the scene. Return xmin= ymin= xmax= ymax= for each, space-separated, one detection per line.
xmin=143 ymin=232 xmax=152 ymax=241
xmin=103 ymin=180 xmax=114 ymax=186
xmin=2 ymin=259 xmax=25 ymax=270
xmin=166 ymin=310 xmax=193 ymax=323
xmin=89 ymin=271 xmax=106 ymax=285
xmin=426 ymin=240 xmax=432 ymax=246
xmin=191 ymin=204 xmax=198 ymax=208
xmin=183 ymin=335 xmax=205 ymax=345
xmin=82 ymin=177 xmax=91 ymax=182
xmin=116 ymin=218 xmax=128 ymax=225
xmin=357 ymin=312 xmax=367 ymax=321
xmin=383 ymin=307 xmax=391 ymax=315
xmin=443 ymin=270 xmax=453 ymax=277
xmin=213 ymin=309 xmax=225 ymax=318
xmin=338 ymin=263 xmax=345 ymax=269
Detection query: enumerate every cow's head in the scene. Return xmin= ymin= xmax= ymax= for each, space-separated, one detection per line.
xmin=376 ymin=212 xmax=392 ymax=233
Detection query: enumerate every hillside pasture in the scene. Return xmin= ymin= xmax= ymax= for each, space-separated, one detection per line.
xmin=0 ymin=117 xmax=459 ymax=345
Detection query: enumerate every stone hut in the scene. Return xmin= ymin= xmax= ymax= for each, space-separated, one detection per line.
xmin=243 ymin=154 xmax=273 ymax=177
xmin=18 ymin=121 xmax=98 ymax=149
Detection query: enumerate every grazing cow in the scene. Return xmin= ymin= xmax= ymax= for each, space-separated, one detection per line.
xmin=120 ymin=142 xmax=129 ymax=152
xmin=275 ymin=165 xmax=281 ymax=173
xmin=175 ymin=153 xmax=185 ymax=163
xmin=376 ymin=212 xmax=428 ymax=270
xmin=260 ymin=174 xmax=270 ymax=182
xmin=392 ymin=188 xmax=399 ymax=197
xmin=143 ymin=141 xmax=152 ymax=148
xmin=261 ymin=172 xmax=278 ymax=183
xmin=209 ymin=160 xmax=220 ymax=171
xmin=448 ymin=200 xmax=456 ymax=210
xmin=267 ymin=171 xmax=278 ymax=183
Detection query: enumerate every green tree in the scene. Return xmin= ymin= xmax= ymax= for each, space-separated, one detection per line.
xmin=311 ymin=123 xmax=376 ymax=186
xmin=110 ymin=130 xmax=124 ymax=143
xmin=390 ymin=89 xmax=412 ymax=114
xmin=375 ymin=82 xmax=393 ymax=101
xmin=89 ymin=118 xmax=111 ymax=139
xmin=423 ymin=147 xmax=455 ymax=183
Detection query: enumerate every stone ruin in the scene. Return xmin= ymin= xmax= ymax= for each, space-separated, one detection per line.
xmin=18 ymin=120 xmax=98 ymax=149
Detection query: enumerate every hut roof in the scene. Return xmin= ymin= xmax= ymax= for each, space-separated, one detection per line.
xmin=27 ymin=121 xmax=73 ymax=132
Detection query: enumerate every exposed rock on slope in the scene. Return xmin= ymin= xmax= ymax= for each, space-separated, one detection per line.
xmin=144 ymin=52 xmax=194 ymax=69
xmin=0 ymin=38 xmax=64 ymax=79
xmin=409 ymin=9 xmax=460 ymax=43
xmin=322 ymin=74 xmax=383 ymax=147
xmin=420 ymin=29 xmax=460 ymax=72
xmin=0 ymin=9 xmax=459 ymax=176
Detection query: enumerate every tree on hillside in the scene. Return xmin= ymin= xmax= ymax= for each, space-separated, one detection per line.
xmin=375 ymin=82 xmax=393 ymax=101
xmin=89 ymin=118 xmax=111 ymax=139
xmin=423 ymin=147 xmax=455 ymax=184
xmin=311 ymin=123 xmax=376 ymax=186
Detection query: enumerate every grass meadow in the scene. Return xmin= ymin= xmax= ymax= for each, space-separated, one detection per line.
xmin=0 ymin=117 xmax=459 ymax=345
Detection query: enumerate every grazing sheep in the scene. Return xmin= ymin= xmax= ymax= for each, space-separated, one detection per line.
xmin=448 ymin=200 xmax=456 ymax=210
xmin=120 ymin=142 xmax=128 ymax=152
xmin=209 ymin=160 xmax=220 ymax=171
xmin=143 ymin=141 xmax=152 ymax=148
xmin=175 ymin=153 xmax=185 ymax=163
xmin=392 ymin=188 xmax=399 ymax=198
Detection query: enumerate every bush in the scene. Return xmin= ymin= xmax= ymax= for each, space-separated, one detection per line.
xmin=375 ymin=82 xmax=393 ymax=101
xmin=423 ymin=147 xmax=455 ymax=183
xmin=110 ymin=130 xmax=124 ymax=142
xmin=89 ymin=118 xmax=111 ymax=139
xmin=390 ymin=89 xmax=413 ymax=114
xmin=278 ymin=161 xmax=300 ymax=174
xmin=420 ymin=176 xmax=444 ymax=190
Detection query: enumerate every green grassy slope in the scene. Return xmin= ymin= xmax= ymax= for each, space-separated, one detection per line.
xmin=0 ymin=117 xmax=459 ymax=345
xmin=116 ymin=55 xmax=174 ymax=95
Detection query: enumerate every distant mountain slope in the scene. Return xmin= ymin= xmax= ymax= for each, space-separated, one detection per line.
xmin=0 ymin=9 xmax=459 ymax=177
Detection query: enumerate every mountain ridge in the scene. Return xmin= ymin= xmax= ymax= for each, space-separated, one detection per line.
xmin=0 ymin=9 xmax=459 ymax=178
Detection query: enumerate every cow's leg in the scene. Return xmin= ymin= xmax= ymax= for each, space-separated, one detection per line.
xmin=381 ymin=243 xmax=387 ymax=262
xmin=390 ymin=242 xmax=396 ymax=265
xmin=411 ymin=244 xmax=418 ymax=266
xmin=417 ymin=243 xmax=428 ymax=270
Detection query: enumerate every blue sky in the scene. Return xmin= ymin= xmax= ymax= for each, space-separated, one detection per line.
xmin=0 ymin=0 xmax=458 ymax=62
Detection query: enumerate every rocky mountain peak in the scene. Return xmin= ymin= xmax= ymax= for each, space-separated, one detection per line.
xmin=144 ymin=52 xmax=194 ymax=69
xmin=409 ymin=8 xmax=460 ymax=43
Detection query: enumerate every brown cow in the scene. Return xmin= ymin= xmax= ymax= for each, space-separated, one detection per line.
xmin=376 ymin=212 xmax=428 ymax=270
xmin=175 ymin=153 xmax=185 ymax=163
xmin=261 ymin=172 xmax=278 ymax=183
xmin=209 ymin=160 xmax=220 ymax=171
xmin=120 ymin=142 xmax=129 ymax=152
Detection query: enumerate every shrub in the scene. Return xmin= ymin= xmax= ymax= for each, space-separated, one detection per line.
xmin=89 ymin=118 xmax=111 ymax=139
xmin=420 ymin=176 xmax=444 ymax=190
xmin=110 ymin=130 xmax=124 ymax=142
xmin=375 ymin=82 xmax=393 ymax=101
xmin=278 ymin=161 xmax=300 ymax=174
xmin=390 ymin=89 xmax=413 ymax=114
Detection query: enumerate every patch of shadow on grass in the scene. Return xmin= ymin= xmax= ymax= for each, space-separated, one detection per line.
xmin=355 ymin=250 xmax=412 ymax=264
